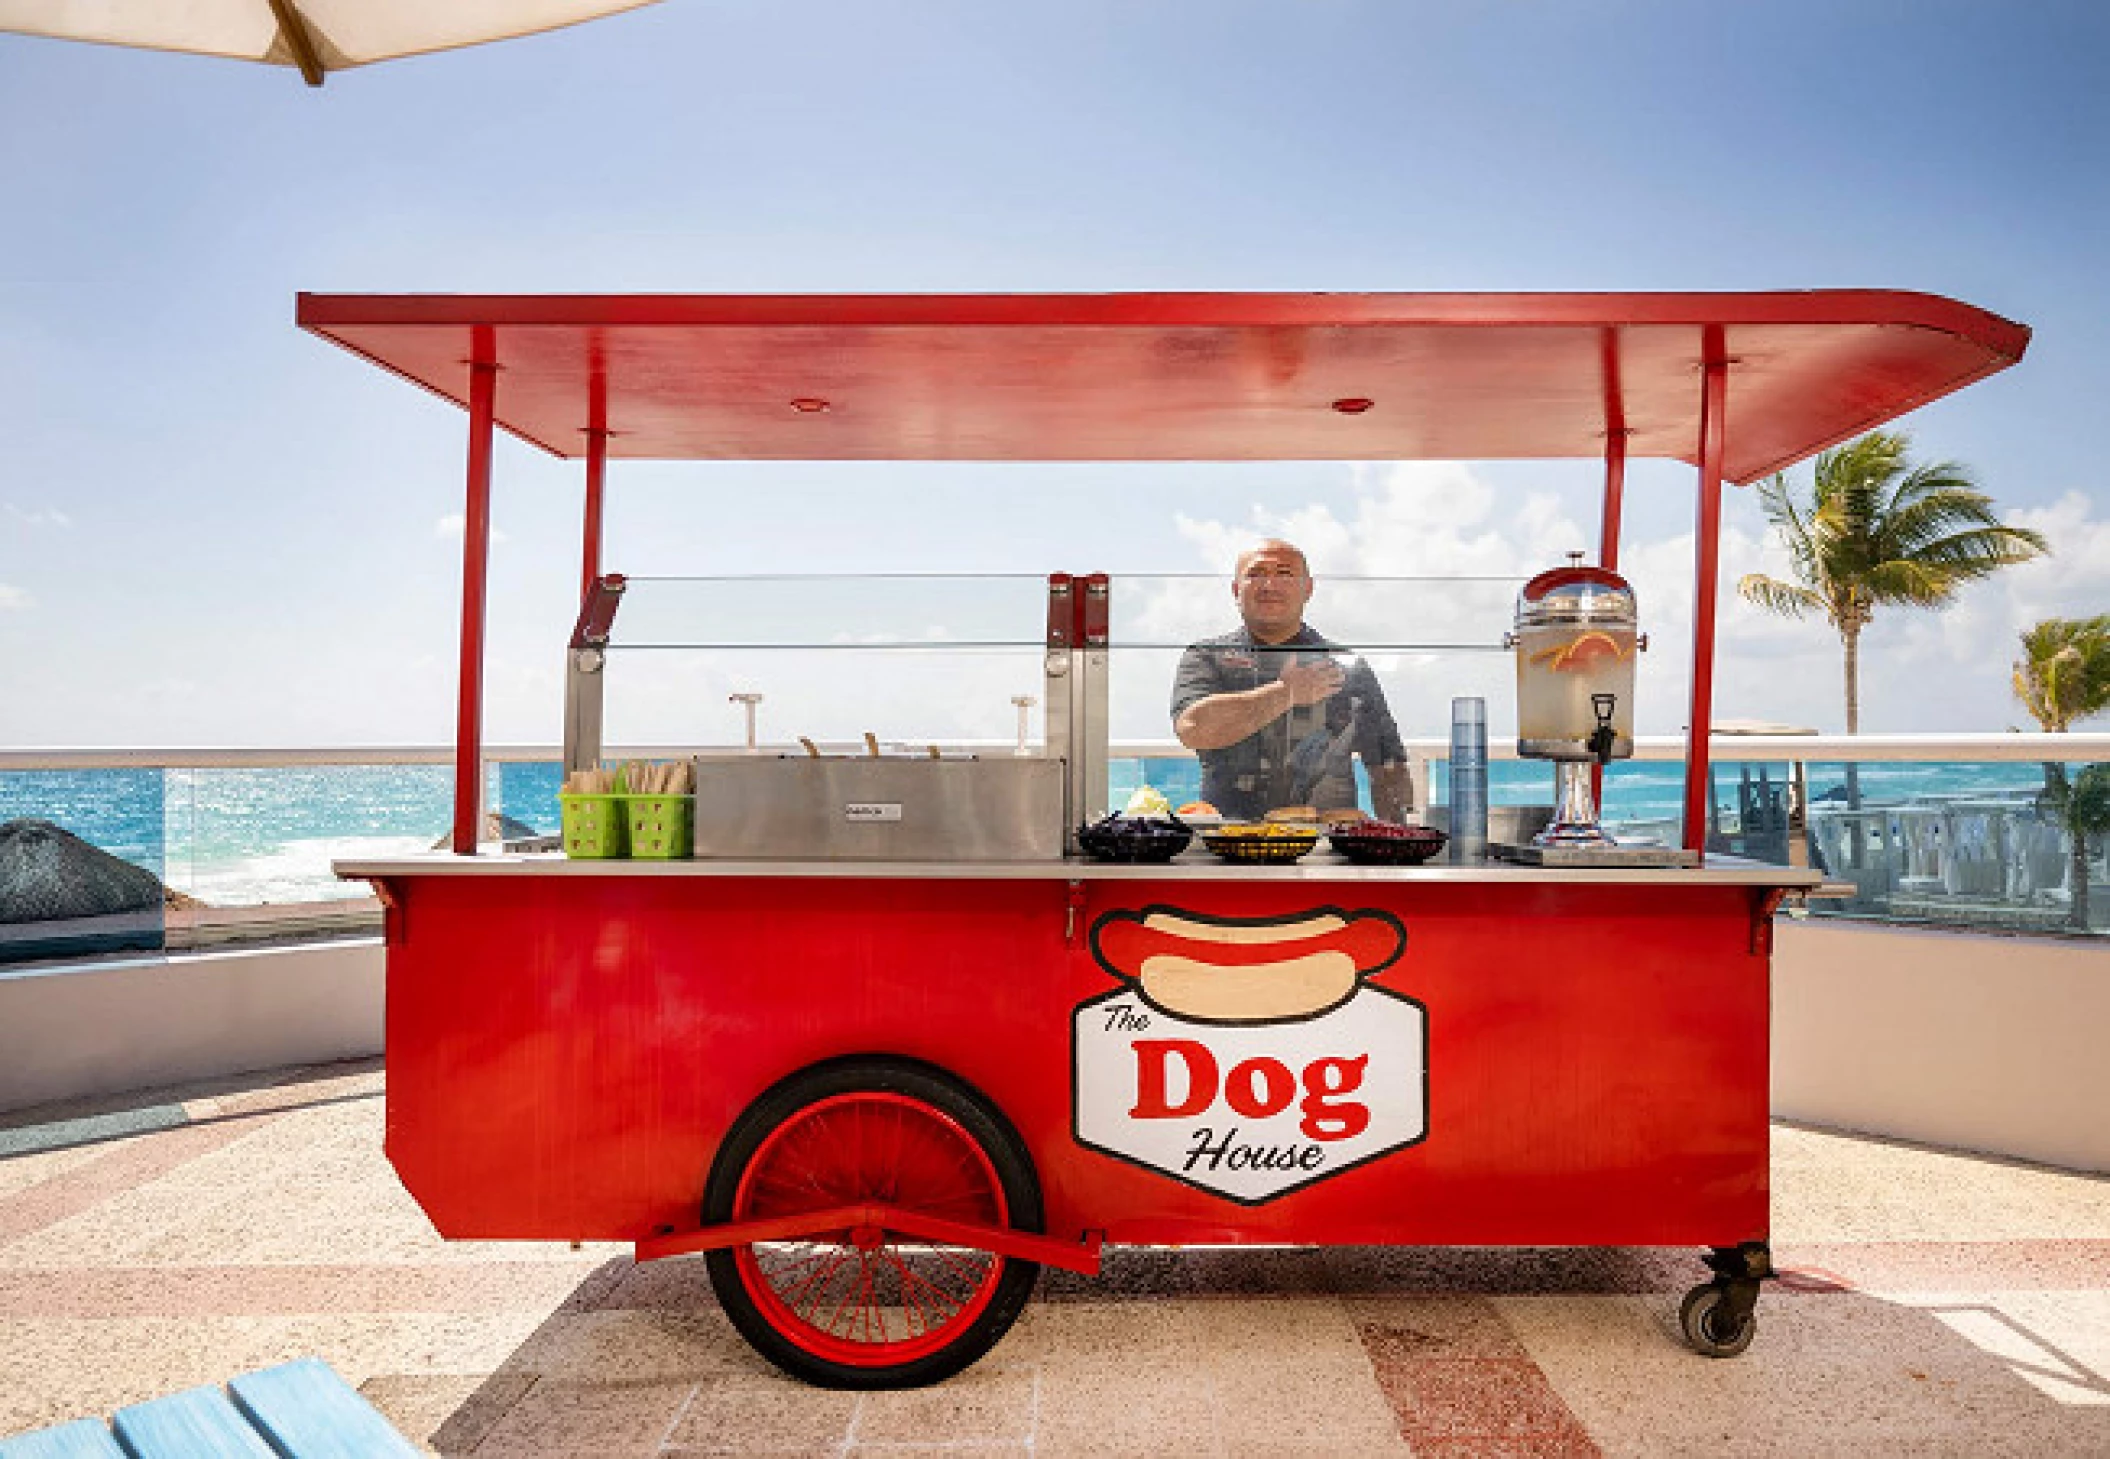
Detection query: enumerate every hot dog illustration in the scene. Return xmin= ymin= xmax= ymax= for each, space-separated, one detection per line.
xmin=1090 ymin=906 xmax=1405 ymax=1024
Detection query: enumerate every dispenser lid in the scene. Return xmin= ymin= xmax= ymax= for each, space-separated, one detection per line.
xmin=1517 ymin=558 xmax=1636 ymax=627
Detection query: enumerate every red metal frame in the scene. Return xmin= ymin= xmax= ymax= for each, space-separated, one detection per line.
xmin=1594 ymin=337 xmax=1627 ymax=809
xmin=450 ymin=345 xmax=497 ymax=855
xmin=581 ymin=428 xmax=607 ymax=605
xmin=580 ymin=357 xmax=609 ymax=603
xmin=314 ymin=290 xmax=2026 ymax=1325
xmin=635 ymin=1204 xmax=1105 ymax=1274
xmin=1597 ymin=323 xmax=1628 ymax=569
xmin=300 ymin=290 xmax=2029 ymax=861
xmin=1684 ymin=338 xmax=1731 ymax=852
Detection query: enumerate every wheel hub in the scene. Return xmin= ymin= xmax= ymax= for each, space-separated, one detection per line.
xmin=850 ymin=1223 xmax=885 ymax=1252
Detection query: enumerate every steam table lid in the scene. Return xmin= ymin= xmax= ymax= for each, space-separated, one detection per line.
xmin=1517 ymin=555 xmax=1636 ymax=628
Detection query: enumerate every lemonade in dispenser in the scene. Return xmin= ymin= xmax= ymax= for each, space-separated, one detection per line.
xmin=1509 ymin=554 xmax=1643 ymax=846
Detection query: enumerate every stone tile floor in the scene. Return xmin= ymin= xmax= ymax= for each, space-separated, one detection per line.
xmin=2 ymin=1059 xmax=2107 ymax=1456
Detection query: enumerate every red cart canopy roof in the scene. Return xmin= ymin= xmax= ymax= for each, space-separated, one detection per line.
xmin=296 ymin=290 xmax=2027 ymax=484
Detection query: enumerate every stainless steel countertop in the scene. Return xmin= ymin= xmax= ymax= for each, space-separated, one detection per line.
xmin=335 ymin=851 xmax=1828 ymax=888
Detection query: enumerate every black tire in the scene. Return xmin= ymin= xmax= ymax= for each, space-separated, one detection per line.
xmin=1680 ymin=1282 xmax=1757 ymax=1358
xmin=702 ymin=1055 xmax=1043 ymax=1389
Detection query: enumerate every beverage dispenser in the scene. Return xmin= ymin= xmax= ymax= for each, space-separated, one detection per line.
xmin=1510 ymin=555 xmax=1643 ymax=847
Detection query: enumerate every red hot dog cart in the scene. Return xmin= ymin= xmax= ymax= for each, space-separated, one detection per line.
xmin=310 ymin=290 xmax=2027 ymax=1387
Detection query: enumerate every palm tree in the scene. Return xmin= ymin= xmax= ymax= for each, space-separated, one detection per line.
xmin=2015 ymin=615 xmax=2110 ymax=929
xmin=1738 ymin=431 xmax=2049 ymax=733
xmin=2013 ymin=615 xmax=2110 ymax=733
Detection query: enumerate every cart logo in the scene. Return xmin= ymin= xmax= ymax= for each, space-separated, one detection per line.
xmin=1073 ymin=905 xmax=1426 ymax=1204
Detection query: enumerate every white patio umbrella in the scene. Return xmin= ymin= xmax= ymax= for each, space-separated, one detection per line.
xmin=0 ymin=0 xmax=661 ymax=85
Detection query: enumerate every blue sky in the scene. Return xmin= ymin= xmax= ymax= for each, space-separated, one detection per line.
xmin=2 ymin=0 xmax=2106 ymax=747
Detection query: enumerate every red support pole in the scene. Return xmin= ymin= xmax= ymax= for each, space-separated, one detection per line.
xmin=1598 ymin=327 xmax=1628 ymax=571
xmin=1593 ymin=331 xmax=1628 ymax=808
xmin=1598 ymin=433 xmax=1627 ymax=570
xmin=1682 ymin=332 xmax=1729 ymax=854
xmin=582 ymin=428 xmax=608 ymax=604
xmin=452 ymin=342 xmax=499 ymax=856
xmin=1593 ymin=427 xmax=1627 ymax=808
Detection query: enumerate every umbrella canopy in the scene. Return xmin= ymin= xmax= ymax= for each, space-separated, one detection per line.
xmin=0 ymin=0 xmax=659 ymax=85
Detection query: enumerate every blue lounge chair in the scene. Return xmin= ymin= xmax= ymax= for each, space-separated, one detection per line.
xmin=0 ymin=1359 xmax=419 ymax=1458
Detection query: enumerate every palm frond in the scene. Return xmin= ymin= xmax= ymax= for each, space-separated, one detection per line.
xmin=1919 ymin=523 xmax=2050 ymax=572
xmin=2020 ymin=615 xmax=2110 ymax=661
xmin=1860 ymin=559 xmax=1959 ymax=607
xmin=1814 ymin=432 xmax=1907 ymax=545
xmin=1876 ymin=486 xmax=2002 ymax=557
xmin=2015 ymin=615 xmax=2110 ymax=731
xmin=1753 ymin=474 xmax=1819 ymax=582
xmin=2014 ymin=664 xmax=2055 ymax=730
xmin=1880 ymin=489 xmax=2045 ymax=566
xmin=1883 ymin=459 xmax=1979 ymax=517
xmin=1736 ymin=573 xmax=1823 ymax=619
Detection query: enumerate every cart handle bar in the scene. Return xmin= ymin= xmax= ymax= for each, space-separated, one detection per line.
xmin=633 ymin=1203 xmax=1105 ymax=1276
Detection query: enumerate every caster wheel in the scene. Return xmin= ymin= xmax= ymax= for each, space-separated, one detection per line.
xmin=703 ymin=1056 xmax=1043 ymax=1389
xmin=1680 ymin=1282 xmax=1757 ymax=1358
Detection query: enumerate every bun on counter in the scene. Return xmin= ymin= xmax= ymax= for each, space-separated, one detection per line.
xmin=1263 ymin=805 xmax=1319 ymax=824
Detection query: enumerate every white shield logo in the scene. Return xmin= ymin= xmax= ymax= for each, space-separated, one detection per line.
xmin=1073 ymin=906 xmax=1427 ymax=1204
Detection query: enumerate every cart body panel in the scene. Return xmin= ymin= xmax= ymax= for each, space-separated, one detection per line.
xmin=377 ymin=863 xmax=1772 ymax=1249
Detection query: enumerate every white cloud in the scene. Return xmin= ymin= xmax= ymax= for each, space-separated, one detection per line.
xmin=0 ymin=584 xmax=30 ymax=610
xmin=4 ymin=504 xmax=71 ymax=529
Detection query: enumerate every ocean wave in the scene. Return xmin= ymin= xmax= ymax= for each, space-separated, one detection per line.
xmin=177 ymin=834 xmax=433 ymax=907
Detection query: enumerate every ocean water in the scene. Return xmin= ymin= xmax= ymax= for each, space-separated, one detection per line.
xmin=0 ymin=756 xmax=2058 ymax=909
xmin=0 ymin=762 xmax=566 ymax=908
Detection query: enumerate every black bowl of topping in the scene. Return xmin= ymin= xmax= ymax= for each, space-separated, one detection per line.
xmin=1327 ymin=821 xmax=1448 ymax=865
xmin=1201 ymin=823 xmax=1322 ymax=863
xmin=1077 ymin=813 xmax=1193 ymax=863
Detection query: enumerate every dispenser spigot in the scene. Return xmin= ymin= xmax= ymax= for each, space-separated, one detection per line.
xmin=1588 ymin=693 xmax=1618 ymax=765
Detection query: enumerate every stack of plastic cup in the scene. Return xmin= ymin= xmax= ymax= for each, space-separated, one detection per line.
xmin=1449 ymin=696 xmax=1488 ymax=861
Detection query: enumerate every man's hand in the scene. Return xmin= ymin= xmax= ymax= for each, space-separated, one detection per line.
xmin=1173 ymin=657 xmax=1342 ymax=752
xmin=1279 ymin=658 xmax=1344 ymax=707
xmin=1370 ymin=762 xmax=1413 ymax=822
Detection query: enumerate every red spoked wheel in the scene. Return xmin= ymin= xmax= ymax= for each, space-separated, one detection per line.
xmin=703 ymin=1057 xmax=1043 ymax=1389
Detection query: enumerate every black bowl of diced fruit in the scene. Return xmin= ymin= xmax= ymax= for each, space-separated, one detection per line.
xmin=1077 ymin=812 xmax=1193 ymax=863
xmin=1326 ymin=819 xmax=1448 ymax=865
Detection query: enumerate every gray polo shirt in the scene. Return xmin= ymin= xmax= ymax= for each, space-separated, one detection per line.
xmin=1170 ymin=625 xmax=1406 ymax=820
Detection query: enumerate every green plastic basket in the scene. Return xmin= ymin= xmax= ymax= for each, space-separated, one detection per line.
xmin=559 ymin=793 xmax=628 ymax=859
xmin=625 ymin=794 xmax=693 ymax=859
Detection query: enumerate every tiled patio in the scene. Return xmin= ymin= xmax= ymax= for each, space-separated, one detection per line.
xmin=2 ymin=1059 xmax=2107 ymax=1456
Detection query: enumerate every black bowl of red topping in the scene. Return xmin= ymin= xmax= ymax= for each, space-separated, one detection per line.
xmin=1077 ymin=813 xmax=1193 ymax=863
xmin=1327 ymin=821 xmax=1448 ymax=865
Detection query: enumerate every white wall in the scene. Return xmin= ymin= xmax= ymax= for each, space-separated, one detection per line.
xmin=0 ymin=940 xmax=383 ymax=1112
xmin=1773 ymin=919 xmax=2110 ymax=1174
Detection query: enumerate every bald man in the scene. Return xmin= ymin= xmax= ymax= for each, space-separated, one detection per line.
xmin=1170 ymin=539 xmax=1411 ymax=822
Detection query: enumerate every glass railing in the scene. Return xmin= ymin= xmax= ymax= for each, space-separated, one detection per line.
xmin=1112 ymin=736 xmax=2110 ymax=937
xmin=0 ymin=751 xmax=563 ymax=963
xmin=4 ymin=733 xmax=2107 ymax=966
xmin=0 ymin=767 xmax=170 ymax=963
